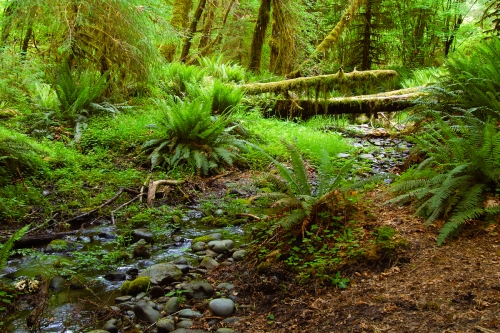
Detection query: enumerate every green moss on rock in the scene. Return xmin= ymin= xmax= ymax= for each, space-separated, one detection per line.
xmin=121 ymin=276 xmax=151 ymax=296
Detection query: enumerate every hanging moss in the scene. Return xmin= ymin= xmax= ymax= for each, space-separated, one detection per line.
xmin=159 ymin=43 xmax=177 ymax=62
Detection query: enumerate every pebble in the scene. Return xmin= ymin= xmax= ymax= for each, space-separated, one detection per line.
xmin=209 ymin=298 xmax=235 ymax=316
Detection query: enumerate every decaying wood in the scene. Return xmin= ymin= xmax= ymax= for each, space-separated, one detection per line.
xmin=240 ymin=69 xmax=398 ymax=95
xmin=147 ymin=179 xmax=185 ymax=207
xmin=4 ymin=230 xmax=80 ymax=248
xmin=268 ymin=87 xmax=425 ymax=119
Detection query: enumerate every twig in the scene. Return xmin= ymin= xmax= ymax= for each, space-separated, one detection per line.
xmin=206 ymin=171 xmax=232 ymax=184
xmin=235 ymin=213 xmax=261 ymax=221
xmin=110 ymin=194 xmax=140 ymax=224
xmin=140 ymin=175 xmax=151 ymax=203
xmin=475 ymin=327 xmax=499 ymax=333
xmin=63 ymin=187 xmax=125 ymax=224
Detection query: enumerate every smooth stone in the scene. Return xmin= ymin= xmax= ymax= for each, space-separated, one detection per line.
xmin=221 ymin=261 xmax=232 ymax=266
xmin=217 ymin=283 xmax=234 ymax=291
xmin=200 ymin=256 xmax=219 ymax=270
xmin=175 ymin=319 xmax=193 ymax=328
xmin=149 ymin=286 xmax=164 ymax=299
xmin=232 ymin=250 xmax=246 ymax=261
xmin=164 ymin=297 xmax=181 ymax=314
xmin=177 ymin=309 xmax=203 ymax=318
xmin=49 ymin=276 xmax=66 ymax=290
xmin=180 ymin=281 xmax=214 ymax=299
xmin=191 ymin=242 xmax=206 ymax=252
xmin=205 ymin=249 xmax=218 ymax=257
xmin=337 ymin=153 xmax=351 ymax=158
xmin=210 ymin=233 xmax=223 ymax=240
xmin=207 ymin=240 xmax=234 ymax=254
xmin=139 ymin=263 xmax=183 ymax=285
xmin=175 ymin=264 xmax=190 ymax=274
xmin=115 ymin=296 xmax=133 ymax=304
xmin=174 ymin=257 xmax=188 ymax=265
xmin=222 ymin=317 xmax=239 ymax=323
xmin=359 ymin=153 xmax=375 ymax=159
xmin=132 ymin=228 xmax=154 ymax=243
xmin=104 ymin=272 xmax=126 ymax=281
xmin=156 ymin=317 xmax=175 ymax=333
xmin=209 ymin=298 xmax=235 ymax=316
xmin=133 ymin=300 xmax=161 ymax=323
xmin=102 ymin=319 xmax=119 ymax=333
xmin=86 ymin=330 xmax=110 ymax=333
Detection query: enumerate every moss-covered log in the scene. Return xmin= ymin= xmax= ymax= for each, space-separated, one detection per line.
xmin=241 ymin=69 xmax=397 ymax=95
xmin=267 ymin=87 xmax=424 ymax=119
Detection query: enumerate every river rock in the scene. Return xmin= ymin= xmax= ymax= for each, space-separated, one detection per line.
xmin=359 ymin=153 xmax=375 ymax=160
xmin=209 ymin=298 xmax=235 ymax=316
xmin=86 ymin=330 xmax=110 ymax=333
xmin=49 ymin=276 xmax=66 ymax=290
xmin=200 ymin=256 xmax=219 ymax=270
xmin=191 ymin=242 xmax=206 ymax=252
xmin=149 ymin=286 xmax=164 ymax=299
xmin=102 ymin=319 xmax=119 ymax=333
xmin=207 ymin=240 xmax=234 ymax=254
xmin=134 ymin=300 xmax=161 ymax=323
xmin=115 ymin=296 xmax=132 ymax=304
xmin=139 ymin=263 xmax=183 ymax=285
xmin=175 ymin=319 xmax=193 ymax=328
xmin=104 ymin=272 xmax=126 ymax=281
xmin=177 ymin=309 xmax=203 ymax=319
xmin=217 ymin=282 xmax=234 ymax=291
xmin=132 ymin=228 xmax=154 ymax=243
xmin=216 ymin=329 xmax=235 ymax=333
xmin=232 ymin=250 xmax=246 ymax=261
xmin=157 ymin=317 xmax=175 ymax=332
xmin=180 ymin=281 xmax=214 ymax=299
xmin=172 ymin=328 xmax=206 ymax=333
xmin=164 ymin=296 xmax=181 ymax=314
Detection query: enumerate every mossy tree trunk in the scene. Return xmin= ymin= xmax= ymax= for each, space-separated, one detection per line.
xmin=248 ymin=0 xmax=272 ymax=73
xmin=269 ymin=0 xmax=295 ymax=75
xmin=287 ymin=0 xmax=365 ymax=78
xmin=180 ymin=0 xmax=207 ymax=62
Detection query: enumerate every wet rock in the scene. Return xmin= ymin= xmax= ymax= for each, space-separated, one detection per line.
xmin=211 ymin=233 xmax=223 ymax=240
xmin=180 ymin=281 xmax=214 ymax=299
xmin=104 ymin=272 xmax=127 ymax=281
xmin=164 ymin=296 xmax=181 ymax=314
xmin=175 ymin=264 xmax=190 ymax=274
xmin=200 ymin=256 xmax=219 ymax=270
xmin=49 ymin=276 xmax=66 ymax=290
xmin=132 ymin=228 xmax=154 ymax=243
xmin=139 ymin=263 xmax=183 ymax=285
xmin=217 ymin=283 xmax=234 ymax=291
xmin=228 ymin=189 xmax=245 ymax=196
xmin=232 ymin=250 xmax=246 ymax=261
xmin=359 ymin=153 xmax=375 ymax=159
xmin=177 ymin=309 xmax=203 ymax=319
xmin=98 ymin=231 xmax=116 ymax=239
xmin=86 ymin=330 xmax=111 ymax=333
xmin=337 ymin=153 xmax=351 ymax=158
xmin=134 ymin=300 xmax=161 ymax=323
xmin=149 ymin=286 xmax=164 ymax=299
xmin=222 ymin=317 xmax=239 ymax=324
xmin=171 ymin=329 xmax=206 ymax=333
xmin=207 ymin=240 xmax=234 ymax=254
xmin=102 ymin=318 xmax=119 ymax=333
xmin=191 ymin=242 xmax=206 ymax=252
xmin=115 ymin=296 xmax=132 ymax=304
xmin=205 ymin=249 xmax=218 ymax=257
xmin=209 ymin=298 xmax=235 ymax=316
xmin=133 ymin=240 xmax=150 ymax=259
xmin=157 ymin=317 xmax=175 ymax=332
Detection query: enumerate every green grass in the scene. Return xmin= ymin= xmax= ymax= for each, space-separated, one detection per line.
xmin=238 ymin=111 xmax=352 ymax=165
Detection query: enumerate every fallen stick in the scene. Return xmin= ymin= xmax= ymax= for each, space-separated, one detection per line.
xmin=110 ymin=194 xmax=141 ymax=224
xmin=235 ymin=213 xmax=261 ymax=221
xmin=63 ymin=187 xmax=125 ymax=224
xmin=147 ymin=179 xmax=185 ymax=206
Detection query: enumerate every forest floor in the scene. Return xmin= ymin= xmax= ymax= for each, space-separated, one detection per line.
xmin=207 ymin=186 xmax=500 ymax=333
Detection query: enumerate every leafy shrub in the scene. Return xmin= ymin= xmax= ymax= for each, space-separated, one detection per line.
xmin=160 ymin=62 xmax=206 ymax=98
xmin=200 ymin=56 xmax=247 ymax=83
xmin=210 ymin=80 xmax=244 ymax=115
xmin=142 ymin=97 xmax=247 ymax=175
xmin=0 ymin=225 xmax=30 ymax=271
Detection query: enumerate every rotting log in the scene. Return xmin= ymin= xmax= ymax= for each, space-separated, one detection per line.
xmin=266 ymin=87 xmax=425 ymax=119
xmin=240 ymin=69 xmax=398 ymax=95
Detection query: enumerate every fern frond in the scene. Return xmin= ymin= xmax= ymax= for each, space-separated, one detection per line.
xmin=277 ymin=209 xmax=308 ymax=230
xmin=0 ymin=225 xmax=30 ymax=271
xmin=437 ymin=208 xmax=484 ymax=245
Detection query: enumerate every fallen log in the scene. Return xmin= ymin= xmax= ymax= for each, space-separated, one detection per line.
xmin=240 ymin=69 xmax=398 ymax=95
xmin=266 ymin=87 xmax=425 ymax=119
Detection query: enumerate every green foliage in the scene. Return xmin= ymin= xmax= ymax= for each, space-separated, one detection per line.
xmin=388 ymin=117 xmax=500 ymax=245
xmin=0 ymin=225 xmax=30 ymax=271
xmin=210 ymin=81 xmax=244 ymax=115
xmin=142 ymin=97 xmax=247 ymax=175
xmin=0 ymin=126 xmax=47 ymax=184
xmin=160 ymin=62 xmax=206 ymax=98
xmin=199 ymin=56 xmax=247 ymax=83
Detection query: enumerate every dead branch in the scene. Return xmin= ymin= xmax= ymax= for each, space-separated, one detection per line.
xmin=147 ymin=179 xmax=185 ymax=207
xmin=111 ymin=194 xmax=141 ymax=224
xmin=235 ymin=213 xmax=261 ymax=221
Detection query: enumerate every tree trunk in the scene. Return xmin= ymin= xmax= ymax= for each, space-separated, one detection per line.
xmin=248 ymin=0 xmax=272 ymax=73
xmin=361 ymin=0 xmax=372 ymax=70
xmin=180 ymin=0 xmax=207 ymax=62
xmin=198 ymin=0 xmax=217 ymax=50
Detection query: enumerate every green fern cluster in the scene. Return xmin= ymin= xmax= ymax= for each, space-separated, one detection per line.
xmin=199 ymin=56 xmax=247 ymax=83
xmin=161 ymin=62 xmax=206 ymax=98
xmin=0 ymin=225 xmax=30 ymax=271
xmin=142 ymin=97 xmax=247 ymax=175
xmin=254 ymin=142 xmax=352 ymax=234
xmin=387 ymin=117 xmax=500 ymax=245
xmin=0 ymin=126 xmax=47 ymax=185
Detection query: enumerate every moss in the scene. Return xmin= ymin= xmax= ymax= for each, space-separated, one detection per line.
xmin=47 ymin=239 xmax=69 ymax=251
xmin=121 ymin=276 xmax=151 ymax=296
xmin=160 ymin=43 xmax=176 ymax=63
xmin=170 ymin=0 xmax=192 ymax=30
xmin=192 ymin=235 xmax=216 ymax=244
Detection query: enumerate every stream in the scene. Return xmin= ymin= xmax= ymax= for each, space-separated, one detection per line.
xmin=0 ymin=125 xmax=413 ymax=333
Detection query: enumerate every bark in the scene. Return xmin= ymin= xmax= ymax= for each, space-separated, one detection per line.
xmin=240 ymin=69 xmax=398 ymax=95
xmin=268 ymin=88 xmax=424 ymax=119
xmin=180 ymin=0 xmax=207 ymax=62
xmin=361 ymin=0 xmax=372 ymax=70
xmin=248 ymin=0 xmax=272 ymax=73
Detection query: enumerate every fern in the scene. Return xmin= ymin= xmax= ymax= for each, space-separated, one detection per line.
xmin=0 ymin=225 xmax=30 ymax=271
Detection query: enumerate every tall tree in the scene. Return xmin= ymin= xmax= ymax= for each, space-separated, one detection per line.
xmin=269 ymin=0 xmax=296 ymax=74
xmin=248 ymin=0 xmax=272 ymax=72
